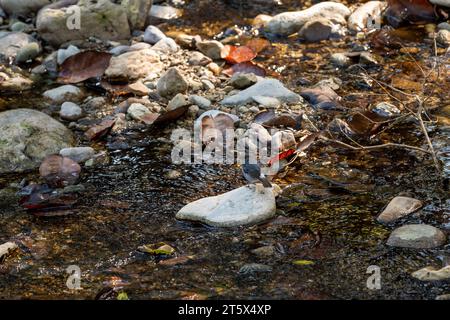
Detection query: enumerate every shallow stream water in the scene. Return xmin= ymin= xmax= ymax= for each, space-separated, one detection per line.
xmin=0 ymin=0 xmax=449 ymax=299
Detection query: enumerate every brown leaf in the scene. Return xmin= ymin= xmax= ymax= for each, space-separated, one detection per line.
xmin=153 ymin=106 xmax=189 ymax=125
xmin=245 ymin=38 xmax=271 ymax=54
xmin=254 ymin=110 xmax=300 ymax=128
xmin=58 ymin=51 xmax=112 ymax=84
xmin=200 ymin=113 xmax=235 ymax=144
xmin=39 ymin=155 xmax=81 ymax=188
xmin=391 ymin=75 xmax=422 ymax=91
xmin=296 ymin=132 xmax=320 ymax=152
xmin=100 ymin=80 xmax=149 ymax=96
xmin=221 ymin=45 xmax=257 ymax=64
xmin=222 ymin=61 xmax=266 ymax=77
xmin=85 ymin=118 xmax=116 ymax=141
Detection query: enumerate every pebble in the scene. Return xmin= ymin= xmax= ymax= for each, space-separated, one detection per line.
xmin=143 ymin=25 xmax=166 ymax=44
xmin=168 ymin=93 xmax=190 ymax=111
xmin=188 ymin=51 xmax=212 ymax=66
xmin=377 ymin=196 xmax=423 ymax=224
xmin=196 ymin=40 xmax=224 ymax=60
xmin=239 ymin=263 xmax=273 ymax=274
xmin=43 ymin=85 xmax=83 ymax=103
xmin=60 ymin=102 xmax=83 ymax=121
xmin=372 ymin=102 xmax=401 ymax=118
xmin=60 ymin=147 xmax=95 ymax=163
xmin=412 ymin=265 xmax=450 ymax=281
xmin=230 ymin=73 xmax=258 ymax=89
xmin=127 ymin=103 xmax=152 ymax=121
xmin=189 ymin=95 xmax=211 ymax=109
xmin=251 ymin=245 xmax=276 ymax=257
xmin=165 ymin=169 xmax=182 ymax=180
xmin=157 ymin=67 xmax=188 ymax=98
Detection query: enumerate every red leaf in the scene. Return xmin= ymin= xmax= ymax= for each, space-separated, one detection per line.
xmin=58 ymin=51 xmax=112 ymax=84
xmin=221 ymin=45 xmax=257 ymax=64
xmin=39 ymin=155 xmax=81 ymax=188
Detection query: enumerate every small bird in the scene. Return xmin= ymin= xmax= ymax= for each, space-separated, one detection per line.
xmin=242 ymin=163 xmax=272 ymax=188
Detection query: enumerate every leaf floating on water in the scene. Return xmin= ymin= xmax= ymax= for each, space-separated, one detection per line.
xmin=222 ymin=61 xmax=266 ymax=77
xmin=117 ymin=292 xmax=129 ymax=300
xmin=58 ymin=51 xmax=112 ymax=84
xmin=221 ymin=45 xmax=257 ymax=64
xmin=138 ymin=242 xmax=175 ymax=255
xmin=292 ymin=259 xmax=315 ymax=266
xmin=85 ymin=118 xmax=116 ymax=141
xmin=39 ymin=155 xmax=81 ymax=188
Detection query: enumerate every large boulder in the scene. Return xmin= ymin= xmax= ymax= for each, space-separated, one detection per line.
xmin=176 ymin=185 xmax=279 ymax=227
xmin=36 ymin=0 xmax=131 ymax=47
xmin=265 ymin=1 xmax=351 ymax=36
xmin=0 ymin=0 xmax=52 ymax=16
xmin=0 ymin=109 xmax=75 ymax=173
xmin=429 ymin=0 xmax=450 ymax=7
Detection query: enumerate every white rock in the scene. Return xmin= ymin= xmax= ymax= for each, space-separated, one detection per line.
xmin=152 ymin=37 xmax=179 ymax=53
xmin=412 ymin=265 xmax=450 ymax=281
xmin=143 ymin=25 xmax=166 ymax=44
xmin=189 ymin=95 xmax=211 ymax=109
xmin=149 ymin=4 xmax=182 ymax=20
xmin=43 ymin=85 xmax=83 ymax=104
xmin=0 ymin=241 xmax=17 ymax=261
xmin=176 ymin=185 xmax=279 ymax=227
xmin=168 ymin=93 xmax=190 ymax=111
xmin=252 ymin=96 xmax=281 ymax=108
xmin=60 ymin=147 xmax=95 ymax=163
xmin=60 ymin=102 xmax=83 ymax=121
xmin=221 ymin=78 xmax=302 ymax=106
xmin=377 ymin=196 xmax=422 ymax=224
xmin=347 ymin=1 xmax=386 ymax=32
xmin=265 ymin=1 xmax=351 ymax=36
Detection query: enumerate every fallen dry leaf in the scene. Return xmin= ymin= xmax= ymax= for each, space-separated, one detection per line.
xmin=58 ymin=51 xmax=112 ymax=84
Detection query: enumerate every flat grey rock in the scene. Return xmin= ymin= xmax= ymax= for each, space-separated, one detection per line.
xmin=387 ymin=224 xmax=447 ymax=249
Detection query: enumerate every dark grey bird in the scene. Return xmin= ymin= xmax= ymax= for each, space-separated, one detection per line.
xmin=242 ymin=163 xmax=272 ymax=188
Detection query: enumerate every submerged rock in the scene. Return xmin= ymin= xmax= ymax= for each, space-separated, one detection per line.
xmin=387 ymin=224 xmax=447 ymax=249
xmin=0 ymin=68 xmax=33 ymax=92
xmin=221 ymin=78 xmax=302 ymax=106
xmin=0 ymin=109 xmax=74 ymax=173
xmin=0 ymin=241 xmax=18 ymax=261
xmin=37 ymin=0 xmax=131 ymax=46
xmin=176 ymin=185 xmax=279 ymax=227
xmin=377 ymin=196 xmax=422 ymax=224
xmin=0 ymin=32 xmax=39 ymax=61
xmin=265 ymin=1 xmax=350 ymax=36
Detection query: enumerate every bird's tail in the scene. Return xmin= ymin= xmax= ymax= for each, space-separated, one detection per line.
xmin=260 ymin=177 xmax=272 ymax=188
